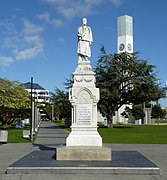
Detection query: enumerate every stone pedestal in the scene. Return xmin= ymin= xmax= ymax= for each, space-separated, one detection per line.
xmin=66 ymin=125 xmax=102 ymax=146
xmin=57 ymin=60 xmax=111 ymax=161
xmin=57 ymin=146 xmax=112 ymax=161
xmin=66 ymin=61 xmax=102 ymax=146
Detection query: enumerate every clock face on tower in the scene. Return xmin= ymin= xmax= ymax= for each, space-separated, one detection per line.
xmin=119 ymin=43 xmax=125 ymax=51
xmin=127 ymin=43 xmax=132 ymax=51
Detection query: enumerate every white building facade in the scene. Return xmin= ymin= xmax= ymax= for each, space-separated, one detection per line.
xmin=23 ymin=82 xmax=49 ymax=106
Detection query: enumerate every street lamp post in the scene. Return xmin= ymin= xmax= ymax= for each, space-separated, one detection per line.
xmin=52 ymin=103 xmax=54 ymax=121
xmin=30 ymin=77 xmax=34 ymax=141
xmin=34 ymin=88 xmax=36 ymax=133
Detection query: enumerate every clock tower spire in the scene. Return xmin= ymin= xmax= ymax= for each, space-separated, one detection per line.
xmin=117 ymin=15 xmax=133 ymax=53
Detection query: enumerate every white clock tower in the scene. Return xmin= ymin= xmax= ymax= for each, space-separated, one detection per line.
xmin=115 ymin=15 xmax=133 ymax=124
xmin=117 ymin=15 xmax=133 ymax=53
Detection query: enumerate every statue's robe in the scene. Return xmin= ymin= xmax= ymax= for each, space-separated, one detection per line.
xmin=77 ymin=25 xmax=93 ymax=57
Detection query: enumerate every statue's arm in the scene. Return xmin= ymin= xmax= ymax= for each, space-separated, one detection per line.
xmin=78 ymin=27 xmax=83 ymax=40
xmin=89 ymin=27 xmax=93 ymax=43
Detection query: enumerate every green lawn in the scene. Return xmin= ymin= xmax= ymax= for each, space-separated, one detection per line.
xmin=98 ymin=125 xmax=167 ymax=144
xmin=55 ymin=121 xmax=167 ymax=144
xmin=1 ymin=121 xmax=166 ymax=144
xmin=0 ymin=124 xmax=32 ymax=143
xmin=8 ymin=128 xmax=32 ymax=143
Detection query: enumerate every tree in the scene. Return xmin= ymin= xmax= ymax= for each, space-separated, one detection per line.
xmin=50 ymin=88 xmax=71 ymax=120
xmin=0 ymin=78 xmax=31 ymax=127
xmin=94 ymin=47 xmax=165 ymax=127
xmin=64 ymin=75 xmax=74 ymax=90
xmin=151 ymin=104 xmax=166 ymax=123
xmin=123 ymin=105 xmax=145 ymax=121
xmin=43 ymin=102 xmax=61 ymax=120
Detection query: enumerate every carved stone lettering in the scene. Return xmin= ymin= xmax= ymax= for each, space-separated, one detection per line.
xmin=77 ymin=104 xmax=92 ymax=124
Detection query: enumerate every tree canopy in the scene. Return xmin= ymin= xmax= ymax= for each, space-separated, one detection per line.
xmin=50 ymin=88 xmax=71 ymax=120
xmin=0 ymin=78 xmax=31 ymax=127
xmin=123 ymin=105 xmax=146 ymax=120
xmin=151 ymin=104 xmax=166 ymax=119
xmin=94 ymin=47 xmax=165 ymax=126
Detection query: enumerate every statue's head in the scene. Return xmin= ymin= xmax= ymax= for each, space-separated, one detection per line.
xmin=82 ymin=17 xmax=87 ymax=25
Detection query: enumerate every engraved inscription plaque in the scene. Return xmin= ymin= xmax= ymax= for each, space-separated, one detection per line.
xmin=77 ymin=104 xmax=92 ymax=124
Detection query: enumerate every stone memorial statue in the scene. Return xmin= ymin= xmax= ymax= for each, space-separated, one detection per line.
xmin=56 ymin=17 xmax=111 ymax=161
xmin=77 ymin=17 xmax=93 ymax=62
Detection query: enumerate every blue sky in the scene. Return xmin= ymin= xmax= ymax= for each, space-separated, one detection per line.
xmin=0 ymin=0 xmax=167 ymax=97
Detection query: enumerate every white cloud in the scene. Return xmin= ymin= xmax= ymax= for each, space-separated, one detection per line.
xmin=23 ymin=35 xmax=43 ymax=46
xmin=0 ymin=56 xmax=14 ymax=66
xmin=0 ymin=19 xmax=45 ymax=63
xmin=15 ymin=46 xmax=43 ymax=60
xmin=37 ymin=11 xmax=50 ymax=23
xmin=22 ymin=19 xmax=43 ymax=35
xmin=3 ymin=37 xmax=18 ymax=49
xmin=14 ymin=35 xmax=44 ymax=60
xmin=0 ymin=21 xmax=19 ymax=49
xmin=15 ymin=20 xmax=45 ymax=60
xmin=51 ymin=19 xmax=62 ymax=27
xmin=41 ymin=0 xmax=123 ymax=19
xmin=41 ymin=0 xmax=103 ymax=19
xmin=37 ymin=11 xmax=62 ymax=27
xmin=0 ymin=21 xmax=18 ymax=36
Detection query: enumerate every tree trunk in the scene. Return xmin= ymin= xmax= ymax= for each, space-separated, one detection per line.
xmin=1 ymin=116 xmax=7 ymax=127
xmin=107 ymin=115 xmax=114 ymax=128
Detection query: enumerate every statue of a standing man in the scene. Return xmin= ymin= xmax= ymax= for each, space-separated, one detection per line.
xmin=77 ymin=18 xmax=93 ymax=62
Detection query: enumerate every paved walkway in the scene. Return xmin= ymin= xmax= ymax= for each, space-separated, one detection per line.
xmin=0 ymin=121 xmax=167 ymax=180
xmin=33 ymin=121 xmax=69 ymax=150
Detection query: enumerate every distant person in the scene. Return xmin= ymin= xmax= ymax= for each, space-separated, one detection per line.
xmin=77 ymin=17 xmax=93 ymax=62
